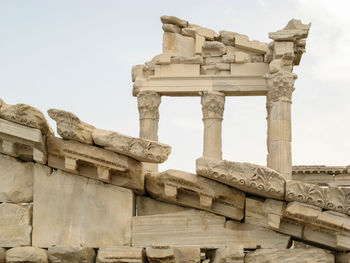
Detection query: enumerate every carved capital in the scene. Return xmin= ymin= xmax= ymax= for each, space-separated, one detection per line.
xmin=266 ymin=70 xmax=297 ymax=107
xmin=137 ymin=91 xmax=161 ymax=120
xmin=201 ymin=92 xmax=225 ymax=120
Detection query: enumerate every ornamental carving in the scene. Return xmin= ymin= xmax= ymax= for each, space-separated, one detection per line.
xmin=286 ymin=180 xmax=350 ymax=216
xmin=265 ymin=69 xmax=297 ymax=107
xmin=201 ymin=92 xmax=225 ymax=120
xmin=137 ymin=91 xmax=161 ymax=120
xmin=196 ymin=157 xmax=285 ymax=200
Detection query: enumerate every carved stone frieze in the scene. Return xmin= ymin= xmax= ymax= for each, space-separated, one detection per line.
xmin=201 ymin=91 xmax=225 ymax=119
xmin=278 ymin=201 xmax=350 ymax=251
xmin=0 ymin=118 xmax=47 ymax=164
xmin=47 ymin=136 xmax=144 ymax=193
xmin=137 ymin=91 xmax=161 ymax=120
xmin=0 ymin=99 xmax=53 ymax=136
xmin=48 ymin=109 xmax=95 ymax=145
xmin=145 ymin=169 xmax=245 ymax=220
xmin=92 ymin=128 xmax=171 ymax=163
xmin=196 ymin=157 xmax=285 ymax=199
xmin=286 ymin=180 xmax=350 ymax=216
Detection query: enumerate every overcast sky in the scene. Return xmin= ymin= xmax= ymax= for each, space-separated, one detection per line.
xmin=1 ymin=0 xmax=350 ymax=173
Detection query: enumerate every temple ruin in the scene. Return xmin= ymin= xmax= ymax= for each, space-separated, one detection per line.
xmin=0 ymin=15 xmax=349 ymax=262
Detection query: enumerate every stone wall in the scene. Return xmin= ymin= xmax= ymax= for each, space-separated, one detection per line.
xmin=0 ymin=16 xmax=349 ymax=263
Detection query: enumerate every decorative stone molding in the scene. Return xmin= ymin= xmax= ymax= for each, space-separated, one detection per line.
xmin=200 ymin=91 xmax=225 ymax=120
xmin=286 ymin=180 xmax=350 ymax=216
xmin=97 ymin=247 xmax=145 ymax=263
xmin=47 ymin=136 xmax=144 ymax=193
xmin=145 ymin=169 xmax=245 ymax=220
xmin=196 ymin=157 xmax=285 ymax=199
xmin=92 ymin=128 xmax=171 ymax=163
xmin=137 ymin=91 xmax=161 ymax=120
xmin=0 ymin=118 xmax=47 ymax=164
xmin=47 ymin=109 xmax=95 ymax=145
xmin=0 ymin=99 xmax=53 ymax=136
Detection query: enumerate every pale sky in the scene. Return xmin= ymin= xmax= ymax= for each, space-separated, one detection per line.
xmin=1 ymin=0 xmax=350 ymax=173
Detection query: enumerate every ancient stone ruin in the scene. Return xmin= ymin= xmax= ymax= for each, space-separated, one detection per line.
xmin=0 ymin=15 xmax=349 ymax=262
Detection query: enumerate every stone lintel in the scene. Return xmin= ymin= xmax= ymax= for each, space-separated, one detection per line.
xmin=133 ymin=75 xmax=268 ymax=97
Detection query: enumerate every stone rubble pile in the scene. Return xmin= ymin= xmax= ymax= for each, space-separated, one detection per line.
xmin=0 ymin=15 xmax=348 ymax=263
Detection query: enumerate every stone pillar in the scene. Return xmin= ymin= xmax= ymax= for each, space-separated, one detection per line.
xmin=137 ymin=91 xmax=161 ymax=172
xmin=201 ymin=91 xmax=225 ymax=160
xmin=266 ymin=61 xmax=297 ymax=180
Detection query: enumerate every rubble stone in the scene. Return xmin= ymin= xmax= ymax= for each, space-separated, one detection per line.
xmin=161 ymin=16 xmax=188 ymax=28
xmin=162 ymin=24 xmax=181 ymax=34
xmin=96 ymin=247 xmax=145 ymax=263
xmin=48 ymin=247 xmax=96 ymax=263
xmin=6 ymin=247 xmax=48 ymax=263
xmin=244 ymin=248 xmax=334 ymax=263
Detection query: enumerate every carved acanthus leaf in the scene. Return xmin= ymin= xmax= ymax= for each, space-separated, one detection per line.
xmin=137 ymin=91 xmax=161 ymax=120
xmin=201 ymin=92 xmax=225 ymax=119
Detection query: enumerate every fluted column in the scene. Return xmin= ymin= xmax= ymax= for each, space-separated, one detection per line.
xmin=137 ymin=91 xmax=161 ymax=172
xmin=266 ymin=61 xmax=297 ymax=180
xmin=201 ymin=91 xmax=225 ymax=160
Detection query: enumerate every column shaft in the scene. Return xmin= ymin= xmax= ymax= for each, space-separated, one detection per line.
xmin=201 ymin=91 xmax=225 ymax=160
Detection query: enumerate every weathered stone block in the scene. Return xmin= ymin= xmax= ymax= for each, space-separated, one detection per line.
xmin=0 ymin=99 xmax=52 ymax=135
xmin=162 ymin=24 xmax=181 ymax=34
xmin=6 ymin=247 xmax=48 ymax=263
xmin=163 ymin=33 xmax=195 ymax=56
xmin=0 ymin=203 xmax=32 ymax=247
xmin=231 ymin=63 xmax=269 ymax=76
xmin=245 ymin=248 xmax=334 ymax=263
xmin=92 ymin=128 xmax=171 ymax=163
xmin=203 ymin=41 xmax=226 ymax=57
xmin=210 ymin=246 xmax=244 ymax=263
xmin=146 ymin=247 xmax=177 ymax=263
xmin=0 ymin=118 xmax=47 ymax=164
xmin=0 ymin=153 xmax=34 ymax=203
xmin=136 ymin=196 xmax=188 ymax=216
xmin=160 ymin=16 xmax=188 ymax=28
xmin=47 ymin=136 xmax=144 ymax=193
xmin=196 ymin=157 xmax=285 ymax=199
xmin=155 ymin=64 xmax=200 ymax=77
xmin=188 ymin=24 xmax=219 ymax=40
xmin=96 ymin=247 xmax=145 ymax=263
xmin=0 ymin=248 xmax=5 ymax=263
xmin=32 ymin=164 xmax=134 ymax=248
xmin=132 ymin=210 xmax=226 ymax=249
xmin=48 ymin=247 xmax=96 ymax=263
xmin=225 ymin=221 xmax=291 ymax=249
xmin=145 ymin=169 xmax=245 ymax=220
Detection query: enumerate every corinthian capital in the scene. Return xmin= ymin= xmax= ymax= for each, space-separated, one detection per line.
xmin=137 ymin=91 xmax=161 ymax=120
xmin=201 ymin=91 xmax=225 ymax=119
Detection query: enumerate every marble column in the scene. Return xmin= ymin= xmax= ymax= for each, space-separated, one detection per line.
xmin=266 ymin=67 xmax=297 ymax=180
xmin=201 ymin=91 xmax=225 ymax=160
xmin=137 ymin=91 xmax=161 ymax=172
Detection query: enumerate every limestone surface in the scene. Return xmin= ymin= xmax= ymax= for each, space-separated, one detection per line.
xmin=146 ymin=247 xmax=177 ymax=263
xmin=0 ymin=99 xmax=52 ymax=135
xmin=0 ymin=203 xmax=32 ymax=247
xmin=47 ymin=136 xmax=144 ymax=193
xmin=0 ymin=248 xmax=5 ymax=263
xmin=92 ymin=128 xmax=171 ymax=163
xmin=96 ymin=247 xmax=145 ymax=263
xmin=0 ymin=154 xmax=34 ymax=203
xmin=244 ymin=248 xmax=334 ymax=263
xmin=196 ymin=157 xmax=285 ymax=199
xmin=145 ymin=169 xmax=245 ymax=220
xmin=6 ymin=247 xmax=48 ymax=263
xmin=32 ymin=164 xmax=134 ymax=248
xmin=132 ymin=210 xmax=226 ymax=248
xmin=136 ymin=195 xmax=189 ymax=216
xmin=48 ymin=247 xmax=96 ymax=263
xmin=48 ymin=109 xmax=95 ymax=144
xmin=210 ymin=247 xmax=244 ymax=263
